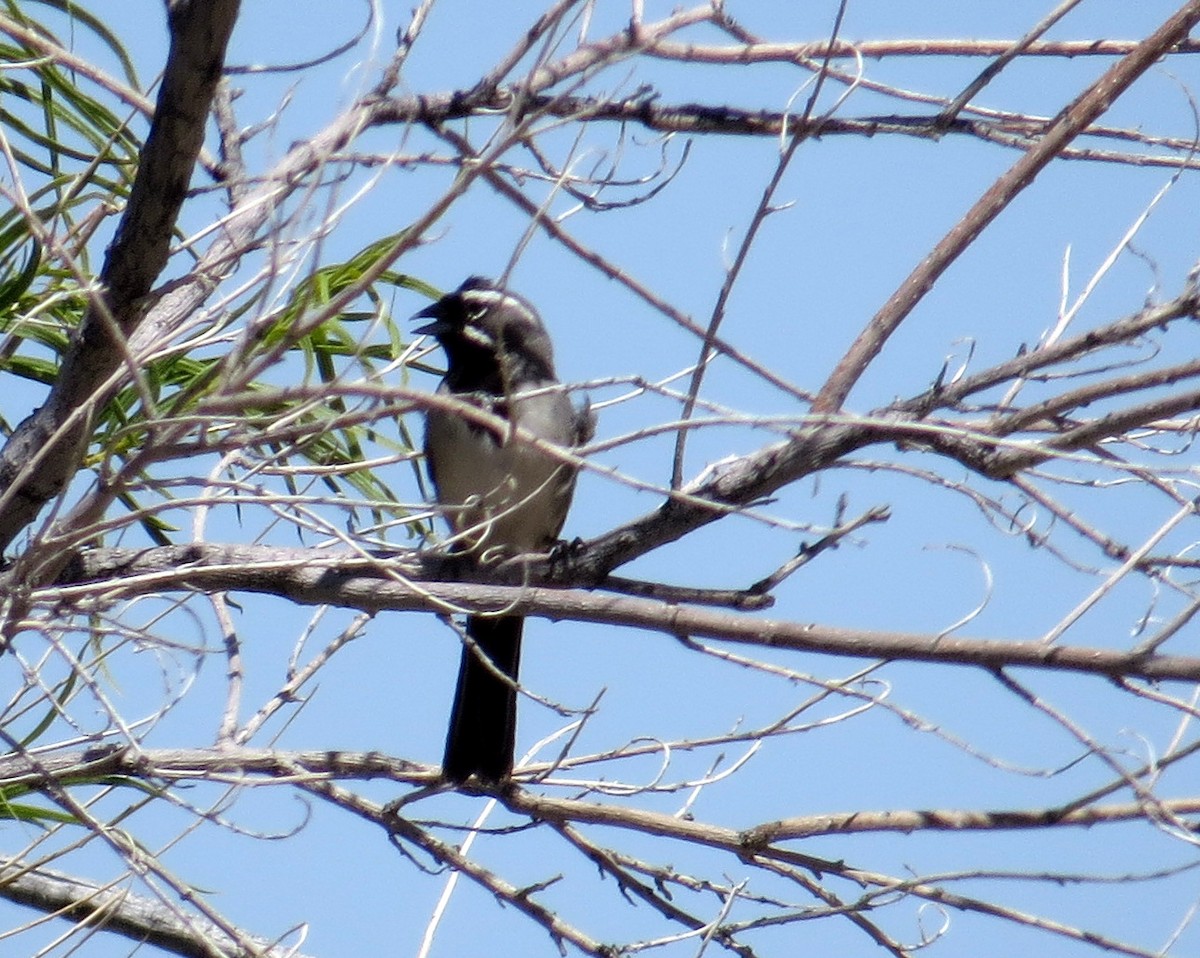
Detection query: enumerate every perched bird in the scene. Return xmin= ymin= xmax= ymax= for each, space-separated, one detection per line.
xmin=415 ymin=277 xmax=593 ymax=783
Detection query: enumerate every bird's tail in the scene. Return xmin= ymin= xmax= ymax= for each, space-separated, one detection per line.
xmin=441 ymin=615 xmax=523 ymax=783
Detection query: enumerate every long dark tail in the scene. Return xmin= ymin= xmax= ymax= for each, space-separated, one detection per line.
xmin=442 ymin=615 xmax=523 ymax=783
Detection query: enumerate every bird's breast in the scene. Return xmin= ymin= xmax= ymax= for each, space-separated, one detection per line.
xmin=424 ymin=387 xmax=579 ymax=553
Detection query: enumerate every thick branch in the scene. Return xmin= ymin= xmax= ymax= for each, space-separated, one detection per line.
xmin=0 ymin=857 xmax=309 ymax=958
xmin=374 ymin=89 xmax=1200 ymax=163
xmin=743 ymin=799 xmax=1200 ymax=841
xmin=0 ymin=746 xmax=425 ymax=790
xmin=0 ymin=0 xmax=241 ymax=551
xmin=7 ymin=745 xmax=1193 ymax=837
xmin=0 ymin=742 xmax=1185 ymax=958
xmin=648 ymin=37 xmax=1200 ymax=63
xmin=49 ymin=543 xmax=1200 ymax=683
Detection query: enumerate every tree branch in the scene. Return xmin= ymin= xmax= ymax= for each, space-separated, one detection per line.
xmin=49 ymin=543 xmax=1200 ymax=683
xmin=0 ymin=856 xmax=310 ymax=958
xmin=647 ymin=36 xmax=1200 ymax=63
xmin=0 ymin=0 xmax=241 ymax=552
xmin=812 ymin=0 xmax=1200 ymax=414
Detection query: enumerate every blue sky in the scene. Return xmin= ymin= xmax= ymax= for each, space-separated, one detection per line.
xmin=5 ymin=2 xmax=1200 ymax=956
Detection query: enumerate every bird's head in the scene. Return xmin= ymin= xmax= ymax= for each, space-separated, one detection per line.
xmin=414 ymin=277 xmax=557 ymax=388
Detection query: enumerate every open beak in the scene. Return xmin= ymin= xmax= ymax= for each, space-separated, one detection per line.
xmin=412 ymin=301 xmax=446 ymax=337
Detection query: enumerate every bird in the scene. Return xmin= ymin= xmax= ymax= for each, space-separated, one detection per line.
xmin=415 ymin=276 xmax=593 ymax=783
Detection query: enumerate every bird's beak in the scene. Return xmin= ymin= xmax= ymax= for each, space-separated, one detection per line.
xmin=412 ymin=301 xmax=446 ymax=337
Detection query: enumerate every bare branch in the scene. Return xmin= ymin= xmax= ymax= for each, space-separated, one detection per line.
xmin=813 ymin=1 xmax=1200 ymax=413
xmin=50 ymin=543 xmax=1200 ymax=683
xmin=0 ymin=857 xmax=311 ymax=958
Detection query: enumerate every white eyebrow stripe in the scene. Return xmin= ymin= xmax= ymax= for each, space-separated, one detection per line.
xmin=461 ymin=288 xmax=537 ymax=322
xmin=461 ymin=289 xmax=510 ymax=306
